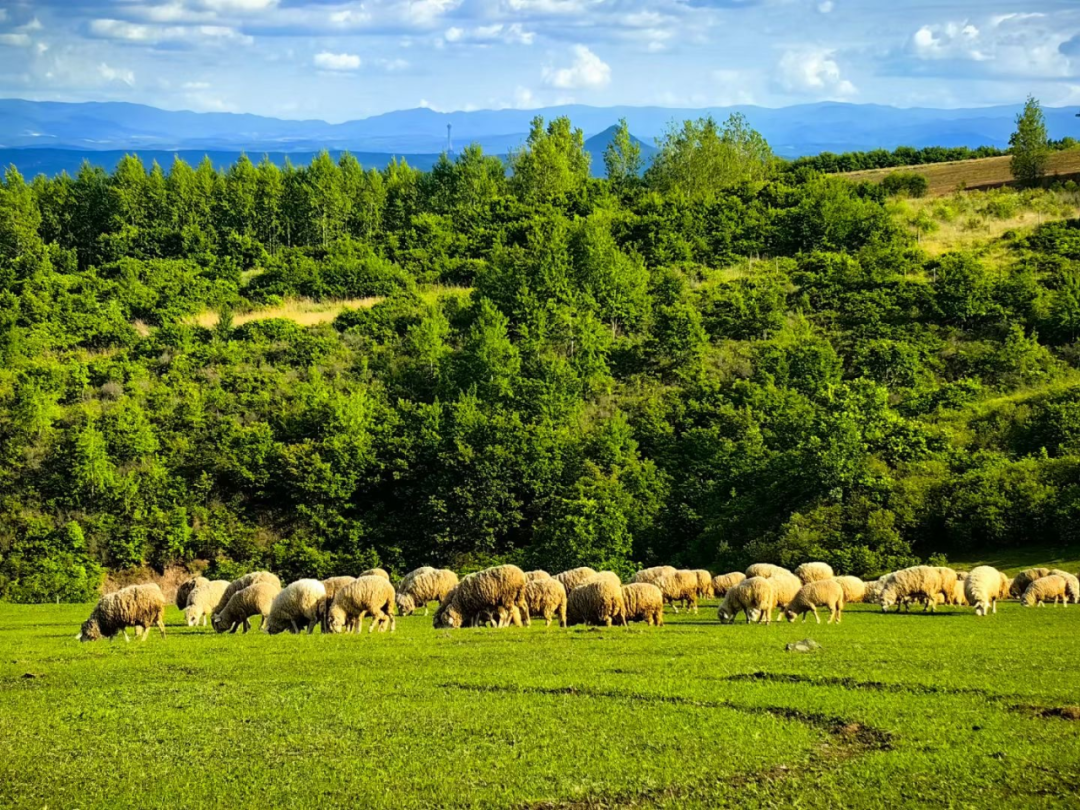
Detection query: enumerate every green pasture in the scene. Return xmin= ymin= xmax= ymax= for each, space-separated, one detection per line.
xmin=1 ymin=600 xmax=1079 ymax=809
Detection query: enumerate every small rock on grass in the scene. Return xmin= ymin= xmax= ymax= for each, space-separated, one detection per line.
xmin=785 ymin=639 xmax=821 ymax=653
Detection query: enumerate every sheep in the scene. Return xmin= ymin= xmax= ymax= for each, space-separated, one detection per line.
xmin=744 ymin=563 xmax=793 ymax=580
xmin=211 ymin=581 xmax=279 ymax=633
xmin=1050 ymin=570 xmax=1080 ymax=604
xmin=717 ymin=577 xmax=776 ymax=625
xmin=327 ymin=576 xmax=397 ymax=633
xmin=665 ymin=570 xmax=704 ymax=613
xmin=692 ymin=570 xmax=714 ymax=601
xmin=554 ymin=567 xmax=599 ymax=595
xmin=360 ymin=568 xmax=391 ymax=581
xmin=794 ymin=562 xmax=834 ymax=584
xmin=524 ymin=578 xmax=567 ymax=627
xmin=964 ymin=566 xmax=1009 ymax=617
xmin=78 ymin=584 xmax=166 ymax=642
xmin=710 ymin=572 xmax=746 ymax=597
xmin=1021 ymin=575 xmax=1070 ymax=607
xmin=525 ymin=570 xmax=551 ymax=582
xmin=183 ymin=580 xmax=230 ymax=627
xmin=879 ymin=566 xmax=945 ymax=613
xmin=395 ymin=568 xmax=459 ymax=617
xmin=949 ymin=578 xmax=968 ymax=606
xmin=863 ymin=577 xmax=886 ymax=605
xmin=834 ymin=576 xmax=867 ymax=604
xmin=265 ymin=579 xmax=327 ymax=634
xmin=770 ymin=572 xmax=803 ymax=611
xmin=212 ymin=571 xmax=282 ymax=617
xmin=1010 ymin=568 xmax=1052 ymax=598
xmin=434 ymin=565 xmax=529 ymax=629
xmin=933 ymin=567 xmax=961 ymax=604
xmin=317 ymin=576 xmax=357 ymax=632
xmin=566 ymin=572 xmax=626 ymax=627
xmin=176 ymin=577 xmax=208 ymax=609
xmin=783 ymin=579 xmax=845 ymax=624
xmin=621 ymin=583 xmax=664 ymax=626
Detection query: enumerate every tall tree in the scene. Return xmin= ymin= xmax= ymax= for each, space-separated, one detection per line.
xmin=603 ymin=118 xmax=643 ymax=185
xmin=1010 ymin=96 xmax=1050 ymax=187
xmin=509 ymin=116 xmax=591 ymax=203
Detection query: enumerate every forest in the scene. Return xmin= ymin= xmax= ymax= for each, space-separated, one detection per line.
xmin=3 ymin=113 xmax=1080 ymax=603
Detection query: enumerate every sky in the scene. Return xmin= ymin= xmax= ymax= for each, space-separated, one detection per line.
xmin=0 ymin=0 xmax=1079 ymax=121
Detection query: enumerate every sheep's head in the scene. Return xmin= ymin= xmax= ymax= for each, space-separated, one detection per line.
xmin=78 ymin=618 xmax=101 ymax=642
xmin=1021 ymin=593 xmax=1034 ymax=607
xmin=434 ymin=605 xmax=462 ymax=629
xmin=395 ymin=593 xmax=416 ymax=616
xmin=783 ymin=609 xmax=797 ymax=622
xmin=717 ymin=607 xmax=735 ymax=625
xmin=210 ymin=613 xmax=228 ymax=633
xmin=326 ymin=606 xmax=347 ymax=633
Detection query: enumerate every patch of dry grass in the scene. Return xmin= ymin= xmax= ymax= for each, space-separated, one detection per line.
xmin=185 ymin=297 xmax=383 ymax=329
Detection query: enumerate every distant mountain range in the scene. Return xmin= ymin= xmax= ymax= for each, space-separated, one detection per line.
xmin=0 ymin=98 xmax=1076 ymax=177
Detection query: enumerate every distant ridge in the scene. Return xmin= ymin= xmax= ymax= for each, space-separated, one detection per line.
xmin=583 ymin=125 xmax=659 ymax=176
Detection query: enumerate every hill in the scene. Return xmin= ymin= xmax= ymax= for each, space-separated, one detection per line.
xmin=582 ymin=125 xmax=659 ymax=177
xmin=840 ymin=149 xmax=1080 ymax=196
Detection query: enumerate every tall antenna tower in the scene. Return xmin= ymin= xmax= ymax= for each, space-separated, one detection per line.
xmin=446 ymin=123 xmax=453 ymax=155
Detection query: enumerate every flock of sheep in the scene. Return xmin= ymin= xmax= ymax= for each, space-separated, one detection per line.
xmin=76 ymin=560 xmax=1080 ymax=642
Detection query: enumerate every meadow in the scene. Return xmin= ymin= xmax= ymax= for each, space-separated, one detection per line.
xmin=2 ymin=600 xmax=1079 ymax=809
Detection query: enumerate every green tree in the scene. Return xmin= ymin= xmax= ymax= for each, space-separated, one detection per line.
xmin=509 ymin=116 xmax=591 ymax=203
xmin=1010 ymin=96 xmax=1050 ymax=186
xmin=603 ymin=118 xmax=642 ymax=185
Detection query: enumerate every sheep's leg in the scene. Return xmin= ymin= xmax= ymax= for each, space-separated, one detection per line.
xmin=157 ymin=619 xmax=167 ymax=638
xmin=369 ymin=610 xmax=382 ymax=634
xmin=811 ymin=606 xmax=821 ymax=624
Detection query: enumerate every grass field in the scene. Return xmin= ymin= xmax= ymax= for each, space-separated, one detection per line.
xmin=840 ymin=149 xmax=1080 ymax=197
xmin=2 ymin=600 xmax=1079 ymax=809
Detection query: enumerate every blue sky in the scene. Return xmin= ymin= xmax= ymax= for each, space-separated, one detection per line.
xmin=0 ymin=0 xmax=1079 ymax=121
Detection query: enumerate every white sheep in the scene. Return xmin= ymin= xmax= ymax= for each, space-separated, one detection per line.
xmin=880 ymin=566 xmax=945 ymax=613
xmin=1010 ymin=568 xmax=1052 ymax=597
xmin=176 ymin=577 xmax=208 ymax=609
xmin=744 ymin=563 xmax=793 ymax=580
xmin=794 ymin=562 xmax=834 ymax=584
xmin=834 ymin=576 xmax=866 ymax=604
xmin=212 ymin=571 xmax=282 ymax=617
xmin=396 ymin=568 xmax=459 ymax=616
xmin=78 ymin=584 xmax=166 ymax=642
xmin=183 ymin=580 xmax=230 ymax=627
xmin=710 ymin=572 xmax=746 ymax=597
xmin=317 ymin=576 xmax=357 ymax=631
xmin=553 ymin=567 xmax=599 ymax=595
xmin=621 ymin=583 xmax=664 ymax=626
xmin=964 ymin=566 xmax=1008 ymax=616
xmin=434 ymin=565 xmax=529 ymax=629
xmin=328 ymin=575 xmax=397 ymax=633
xmin=265 ymin=579 xmax=327 ymax=634
xmin=566 ymin=572 xmax=626 ymax=627
xmin=783 ymin=579 xmax=845 ymax=624
xmin=1021 ymin=575 xmax=1069 ymax=607
xmin=770 ymin=572 xmax=803 ymax=611
xmin=360 ymin=568 xmax=391 ymax=581
xmin=691 ymin=570 xmax=714 ymax=601
xmin=1050 ymin=570 xmax=1080 ymax=604
xmin=525 ymin=570 xmax=551 ymax=582
xmin=524 ymin=578 xmax=567 ymax=627
xmin=717 ymin=577 xmax=776 ymax=625
xmin=211 ymin=581 xmax=280 ymax=633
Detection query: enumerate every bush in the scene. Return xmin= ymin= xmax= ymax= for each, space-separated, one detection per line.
xmin=882 ymin=172 xmax=929 ymax=198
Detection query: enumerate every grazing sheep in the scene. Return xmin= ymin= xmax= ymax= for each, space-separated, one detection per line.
xmin=566 ymin=572 xmax=626 ymax=627
xmin=1010 ymin=568 xmax=1052 ymax=598
xmin=327 ymin=576 xmax=397 ymax=633
xmin=78 ymin=584 xmax=166 ymax=642
xmin=1021 ymin=575 xmax=1070 ymax=607
xmin=525 ymin=570 xmax=551 ymax=582
xmin=317 ymin=576 xmax=357 ymax=632
xmin=396 ymin=568 xmax=459 ymax=617
xmin=880 ymin=566 xmax=945 ymax=613
xmin=710 ymin=572 xmax=746 ymax=597
xmin=176 ymin=577 xmax=209 ymax=609
xmin=794 ymin=562 xmax=834 ymax=584
xmin=265 ymin=579 xmax=327 ymax=634
xmin=634 ymin=566 xmax=681 ymax=610
xmin=744 ymin=563 xmax=793 ymax=580
xmin=554 ymin=567 xmax=599 ymax=595
xmin=434 ymin=565 xmax=529 ymax=629
xmin=933 ymin=567 xmax=961 ymax=604
xmin=360 ymin=568 xmax=391 ymax=581
xmin=864 ymin=577 xmax=887 ymax=605
xmin=692 ymin=570 xmax=714 ymax=601
xmin=835 ymin=576 xmax=867 ymax=604
xmin=524 ymin=578 xmax=568 ymax=627
xmin=949 ymin=578 xmax=968 ymax=606
xmin=770 ymin=572 xmax=803 ymax=611
xmin=965 ymin=566 xmax=1009 ymax=617
xmin=784 ymin=579 xmax=845 ymax=624
xmin=211 ymin=581 xmax=279 ymax=633
xmin=718 ymin=577 xmax=776 ymax=625
xmin=183 ymin=580 xmax=230 ymax=627
xmin=212 ymin=571 xmax=282 ymax=617
xmin=1050 ymin=570 xmax=1080 ymax=604
xmin=666 ymin=570 xmax=704 ymax=613
xmin=621 ymin=583 xmax=664 ymax=626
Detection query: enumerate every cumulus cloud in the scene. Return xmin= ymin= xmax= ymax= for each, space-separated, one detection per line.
xmin=88 ymin=19 xmax=253 ymax=46
xmin=910 ymin=22 xmax=986 ymax=61
xmin=0 ymin=33 xmax=31 ymax=47
xmin=193 ymin=0 xmax=280 ymax=11
xmin=818 ymin=1 xmax=834 ymax=13
xmin=505 ymin=0 xmax=592 ymax=13
xmin=98 ymin=63 xmax=136 ymax=86
xmin=777 ymin=47 xmax=856 ymax=97
xmin=406 ymin=0 xmax=462 ymax=25
xmin=543 ymin=44 xmax=611 ymax=89
xmin=314 ymin=51 xmax=362 ymax=71
xmin=445 ymin=23 xmax=534 ymax=45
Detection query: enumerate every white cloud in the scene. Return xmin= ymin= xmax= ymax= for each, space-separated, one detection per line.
xmin=406 ymin=0 xmax=462 ymax=25
xmin=911 ymin=22 xmax=986 ymax=61
xmin=505 ymin=0 xmax=590 ymax=14
xmin=98 ymin=63 xmax=135 ymax=86
xmin=19 ymin=17 xmax=43 ymax=32
xmin=777 ymin=48 xmax=856 ymax=97
xmin=543 ymin=44 xmax=611 ymax=89
xmin=330 ymin=8 xmax=372 ymax=28
xmin=817 ymin=1 xmax=834 ymax=13
xmin=712 ymin=69 xmax=756 ymax=105
xmin=193 ymin=0 xmax=280 ymax=11
xmin=444 ymin=23 xmax=534 ymax=45
xmin=182 ymin=81 xmax=211 ymax=90
xmin=376 ymin=57 xmax=410 ymax=72
xmin=0 ymin=10 xmax=7 ymax=23
xmin=88 ymin=19 xmax=253 ymax=46
xmin=314 ymin=51 xmax=362 ymax=71
xmin=0 ymin=33 xmax=31 ymax=47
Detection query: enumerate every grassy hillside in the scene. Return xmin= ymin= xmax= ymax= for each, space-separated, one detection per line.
xmin=841 ymin=149 xmax=1080 ymax=197
xmin=2 ymin=600 xmax=1078 ymax=809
